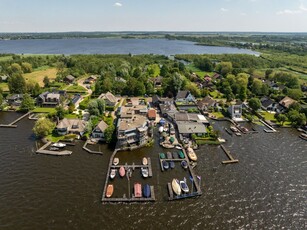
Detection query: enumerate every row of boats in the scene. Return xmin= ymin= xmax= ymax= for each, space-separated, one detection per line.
xmin=106 ymin=183 xmax=151 ymax=198
xmin=159 ymin=149 xmax=197 ymax=162
xmin=171 ymin=178 xmax=190 ymax=195
xmin=110 ymin=157 xmax=149 ymax=179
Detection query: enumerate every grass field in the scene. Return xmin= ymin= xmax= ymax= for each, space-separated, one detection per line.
xmin=32 ymin=107 xmax=56 ymax=113
xmin=0 ymin=56 xmax=13 ymax=62
xmin=23 ymin=68 xmax=57 ymax=86
xmin=0 ymin=82 xmax=9 ymax=91
xmin=66 ymin=85 xmax=87 ymax=92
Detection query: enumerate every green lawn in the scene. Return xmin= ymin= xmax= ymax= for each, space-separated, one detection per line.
xmin=64 ymin=113 xmax=78 ymax=119
xmin=32 ymin=107 xmax=56 ymax=113
xmin=260 ymin=111 xmax=276 ymax=121
xmin=209 ymin=90 xmax=224 ymax=99
xmin=211 ymin=112 xmax=224 ymax=119
xmin=0 ymin=82 xmax=9 ymax=91
xmin=66 ymin=85 xmax=87 ymax=92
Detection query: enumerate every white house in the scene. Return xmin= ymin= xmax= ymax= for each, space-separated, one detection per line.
xmin=228 ymin=103 xmax=243 ymax=121
xmin=176 ymin=90 xmax=196 ymax=103
xmin=92 ymin=120 xmax=109 ymax=141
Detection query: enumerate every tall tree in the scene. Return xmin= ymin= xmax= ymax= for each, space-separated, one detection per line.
xmin=33 ymin=117 xmax=55 ymax=138
xmin=20 ymin=93 xmax=35 ymax=111
xmin=8 ymin=74 xmax=26 ymax=94
xmin=248 ymin=97 xmax=261 ymax=112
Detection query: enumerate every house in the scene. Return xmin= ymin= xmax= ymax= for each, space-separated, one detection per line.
xmin=176 ymin=121 xmax=207 ymax=138
xmin=279 ymin=96 xmax=296 ymax=109
xmin=7 ymin=94 xmax=23 ymax=106
xmin=92 ymin=120 xmax=109 ymax=141
xmin=176 ymin=90 xmax=196 ymax=103
xmin=0 ymin=75 xmax=8 ymax=82
xmin=228 ymin=101 xmax=243 ymax=121
xmin=197 ymin=96 xmax=218 ymax=112
xmin=261 ymin=97 xmax=279 ymax=112
xmin=147 ymin=109 xmax=157 ymax=121
xmin=37 ymin=91 xmax=63 ymax=107
xmin=56 ymin=118 xmax=87 ymax=136
xmin=212 ymin=73 xmax=223 ymax=82
xmin=71 ymin=94 xmax=82 ymax=107
xmin=98 ymin=92 xmax=117 ymax=106
xmin=152 ymin=95 xmax=173 ymax=107
xmin=83 ymin=75 xmax=97 ymax=84
xmin=153 ymin=76 xmax=163 ymax=88
xmin=159 ymin=101 xmax=177 ymax=117
xmin=64 ymin=75 xmax=75 ymax=84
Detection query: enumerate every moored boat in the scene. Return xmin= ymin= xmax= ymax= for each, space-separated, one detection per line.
xmin=158 ymin=126 xmax=164 ymax=133
xmin=113 ymin=157 xmax=119 ymax=166
xmin=162 ymin=160 xmax=169 ymax=170
xmin=141 ymin=167 xmax=149 ymax=178
xmin=175 ymin=145 xmax=182 ymax=150
xmin=106 ymin=184 xmax=114 ymax=198
xmin=178 ymin=150 xmax=185 ymax=159
xmin=119 ymin=166 xmax=125 ymax=177
xmin=143 ymin=184 xmax=151 ymax=198
xmin=142 ymin=157 xmax=148 ymax=165
xmin=167 ymin=152 xmax=172 ymax=159
xmin=172 ymin=179 xmax=181 ymax=196
xmin=51 ymin=142 xmax=66 ymax=148
xmin=181 ymin=160 xmax=188 ymax=169
xmin=230 ymin=126 xmax=239 ymax=132
xmin=49 ymin=147 xmax=59 ymax=151
xmin=169 ymin=161 xmax=175 ymax=169
xmin=159 ymin=153 xmax=166 ymax=159
xmin=172 ymin=152 xmax=178 ymax=159
xmin=180 ymin=180 xmax=189 ymax=193
xmin=110 ymin=169 xmax=116 ymax=179
xmin=187 ymin=147 xmax=197 ymax=161
xmin=134 ymin=183 xmax=142 ymax=198
xmin=299 ymin=133 xmax=307 ymax=140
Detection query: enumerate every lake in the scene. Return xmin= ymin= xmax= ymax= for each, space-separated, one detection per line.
xmin=0 ymin=38 xmax=259 ymax=55
xmin=0 ymin=112 xmax=305 ymax=229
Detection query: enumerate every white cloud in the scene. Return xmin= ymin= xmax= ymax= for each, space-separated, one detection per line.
xmin=114 ymin=2 xmax=122 ymax=7
xmin=220 ymin=8 xmax=229 ymax=12
xmin=277 ymin=4 xmax=307 ymax=15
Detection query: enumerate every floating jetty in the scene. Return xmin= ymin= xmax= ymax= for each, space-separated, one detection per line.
xmin=82 ymin=140 xmax=103 ymax=155
xmin=167 ymin=183 xmax=201 ymax=201
xmin=220 ymin=145 xmax=239 ymax=164
xmin=36 ymin=141 xmax=72 ymax=156
xmin=0 ymin=112 xmax=31 ymax=128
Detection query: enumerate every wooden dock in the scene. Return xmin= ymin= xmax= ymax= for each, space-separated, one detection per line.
xmin=220 ymin=145 xmax=239 ymax=164
xmin=0 ymin=112 xmax=31 ymax=128
xmin=167 ymin=183 xmax=202 ymax=201
xmin=36 ymin=141 xmax=72 ymax=156
xmin=82 ymin=140 xmax=103 ymax=155
xmin=260 ymin=120 xmax=277 ymax=133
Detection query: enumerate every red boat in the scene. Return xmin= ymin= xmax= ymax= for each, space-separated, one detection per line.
xmin=119 ymin=166 xmax=125 ymax=177
xmin=106 ymin=184 xmax=114 ymax=198
xmin=134 ymin=183 xmax=142 ymax=198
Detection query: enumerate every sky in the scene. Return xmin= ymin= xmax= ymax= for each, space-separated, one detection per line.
xmin=0 ymin=0 xmax=307 ymax=32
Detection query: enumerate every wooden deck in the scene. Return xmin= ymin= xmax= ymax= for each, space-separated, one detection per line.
xmin=36 ymin=141 xmax=72 ymax=156
xmin=82 ymin=140 xmax=103 ymax=155
xmin=167 ymin=183 xmax=202 ymax=201
xmin=220 ymin=145 xmax=239 ymax=164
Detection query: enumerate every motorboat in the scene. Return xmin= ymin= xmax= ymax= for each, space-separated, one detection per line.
xmin=178 ymin=150 xmax=185 ymax=159
xmin=51 ymin=142 xmax=66 ymax=148
xmin=134 ymin=183 xmax=142 ymax=198
xmin=162 ymin=160 xmax=169 ymax=170
xmin=169 ymin=161 xmax=175 ymax=169
xmin=159 ymin=153 xmax=166 ymax=159
xmin=141 ymin=167 xmax=149 ymax=178
xmin=180 ymin=180 xmax=189 ymax=193
xmin=230 ymin=126 xmax=239 ymax=132
xmin=110 ymin=169 xmax=116 ymax=179
xmin=113 ymin=157 xmax=119 ymax=166
xmin=167 ymin=152 xmax=172 ymax=159
xmin=119 ymin=166 xmax=125 ymax=177
xmin=172 ymin=152 xmax=178 ymax=159
xmin=299 ymin=133 xmax=307 ymax=140
xmin=142 ymin=157 xmax=148 ymax=165
xmin=175 ymin=146 xmax=182 ymax=150
xmin=143 ymin=184 xmax=151 ymax=198
xmin=172 ymin=179 xmax=181 ymax=196
xmin=187 ymin=147 xmax=197 ymax=161
xmin=181 ymin=160 xmax=188 ymax=169
xmin=106 ymin=184 xmax=114 ymax=198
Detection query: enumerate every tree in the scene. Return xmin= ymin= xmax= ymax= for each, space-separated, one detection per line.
xmin=287 ymin=89 xmax=303 ymax=100
xmin=43 ymin=76 xmax=50 ymax=87
xmin=56 ymin=106 xmax=66 ymax=120
xmin=276 ymin=113 xmax=287 ymax=126
xmin=288 ymin=110 xmax=306 ymax=127
xmin=0 ymin=93 xmax=3 ymax=108
xmin=216 ymin=62 xmax=233 ymax=76
xmin=8 ymin=63 xmax=22 ymax=74
xmin=248 ymin=97 xmax=261 ymax=112
xmin=21 ymin=62 xmax=32 ymax=73
xmin=104 ymin=124 xmax=115 ymax=143
xmin=20 ymin=93 xmax=35 ymax=111
xmin=251 ymin=79 xmax=263 ymax=96
xmin=33 ymin=117 xmax=55 ymax=138
xmin=238 ymin=86 xmax=247 ymax=101
xmin=265 ymin=69 xmax=273 ymax=79
xmin=160 ymin=65 xmax=169 ymax=77
xmin=8 ymin=74 xmax=26 ymax=93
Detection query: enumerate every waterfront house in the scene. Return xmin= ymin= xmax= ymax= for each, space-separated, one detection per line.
xmin=98 ymin=92 xmax=117 ymax=106
xmin=279 ymin=96 xmax=296 ymax=110
xmin=7 ymin=94 xmax=23 ymax=106
xmin=37 ymin=91 xmax=63 ymax=107
xmin=197 ymin=96 xmax=218 ymax=112
xmin=91 ymin=120 xmax=108 ymax=141
xmin=176 ymin=90 xmax=196 ymax=103
xmin=64 ymin=75 xmax=75 ymax=84
xmin=56 ymin=118 xmax=86 ymax=136
xmin=261 ymin=97 xmax=279 ymax=112
xmin=228 ymin=101 xmax=243 ymax=121
xmin=176 ymin=121 xmax=207 ymax=138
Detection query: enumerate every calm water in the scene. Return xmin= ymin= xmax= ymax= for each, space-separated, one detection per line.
xmin=0 ymin=112 xmax=306 ymax=229
xmin=0 ymin=38 xmax=259 ymax=55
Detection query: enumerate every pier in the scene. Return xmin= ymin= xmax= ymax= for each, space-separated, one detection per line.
xmin=220 ymin=145 xmax=239 ymax=164
xmin=36 ymin=141 xmax=72 ymax=156
xmin=260 ymin=120 xmax=277 ymax=133
xmin=82 ymin=140 xmax=103 ymax=155
xmin=0 ymin=112 xmax=31 ymax=128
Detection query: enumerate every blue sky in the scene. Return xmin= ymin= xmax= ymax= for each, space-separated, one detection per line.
xmin=0 ymin=0 xmax=306 ymax=32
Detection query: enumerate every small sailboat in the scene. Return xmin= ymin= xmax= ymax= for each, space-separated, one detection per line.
xmin=113 ymin=157 xmax=119 ymax=166
xmin=180 ymin=180 xmax=189 ymax=193
xmin=106 ymin=184 xmax=114 ymax=198
xmin=169 ymin=161 xmax=175 ymax=169
xmin=143 ymin=184 xmax=151 ymax=198
xmin=172 ymin=179 xmax=181 ymax=196
xmin=142 ymin=157 xmax=148 ymax=165
xmin=162 ymin=160 xmax=169 ymax=170
xmin=134 ymin=183 xmax=142 ymax=198
xmin=181 ymin=160 xmax=188 ymax=169
xmin=141 ymin=167 xmax=149 ymax=178
xmin=119 ymin=166 xmax=125 ymax=177
xmin=110 ymin=169 xmax=116 ymax=179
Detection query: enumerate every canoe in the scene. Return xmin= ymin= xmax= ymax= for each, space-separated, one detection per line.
xmin=180 ymin=180 xmax=189 ymax=193
xmin=172 ymin=152 xmax=178 ymax=159
xmin=134 ymin=183 xmax=142 ymax=198
xmin=159 ymin=153 xmax=166 ymax=159
xmin=106 ymin=184 xmax=114 ymax=198
xmin=167 ymin=152 xmax=172 ymax=159
xmin=172 ymin=179 xmax=181 ymax=196
xmin=181 ymin=160 xmax=188 ymax=169
xmin=141 ymin=167 xmax=149 ymax=178
xmin=110 ymin=169 xmax=116 ymax=179
xmin=113 ymin=157 xmax=119 ymax=166
xmin=119 ymin=166 xmax=125 ymax=177
xmin=51 ymin=142 xmax=66 ymax=148
xmin=143 ymin=184 xmax=151 ymax=198
xmin=162 ymin=160 xmax=169 ymax=170
xmin=187 ymin=147 xmax=197 ymax=161
xmin=178 ymin=150 xmax=185 ymax=159
xmin=169 ymin=161 xmax=175 ymax=169
xmin=142 ymin=157 xmax=148 ymax=165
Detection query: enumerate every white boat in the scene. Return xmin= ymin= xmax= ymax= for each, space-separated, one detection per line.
xmin=172 ymin=179 xmax=181 ymax=196
xmin=141 ymin=167 xmax=149 ymax=178
xmin=113 ymin=157 xmax=119 ymax=166
xmin=110 ymin=169 xmax=116 ymax=179
xmin=51 ymin=142 xmax=66 ymax=148
xmin=175 ymin=146 xmax=182 ymax=150
xmin=159 ymin=126 xmax=164 ymax=133
xmin=142 ymin=157 xmax=148 ymax=165
xmin=187 ymin=147 xmax=197 ymax=161
xmin=180 ymin=180 xmax=189 ymax=193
